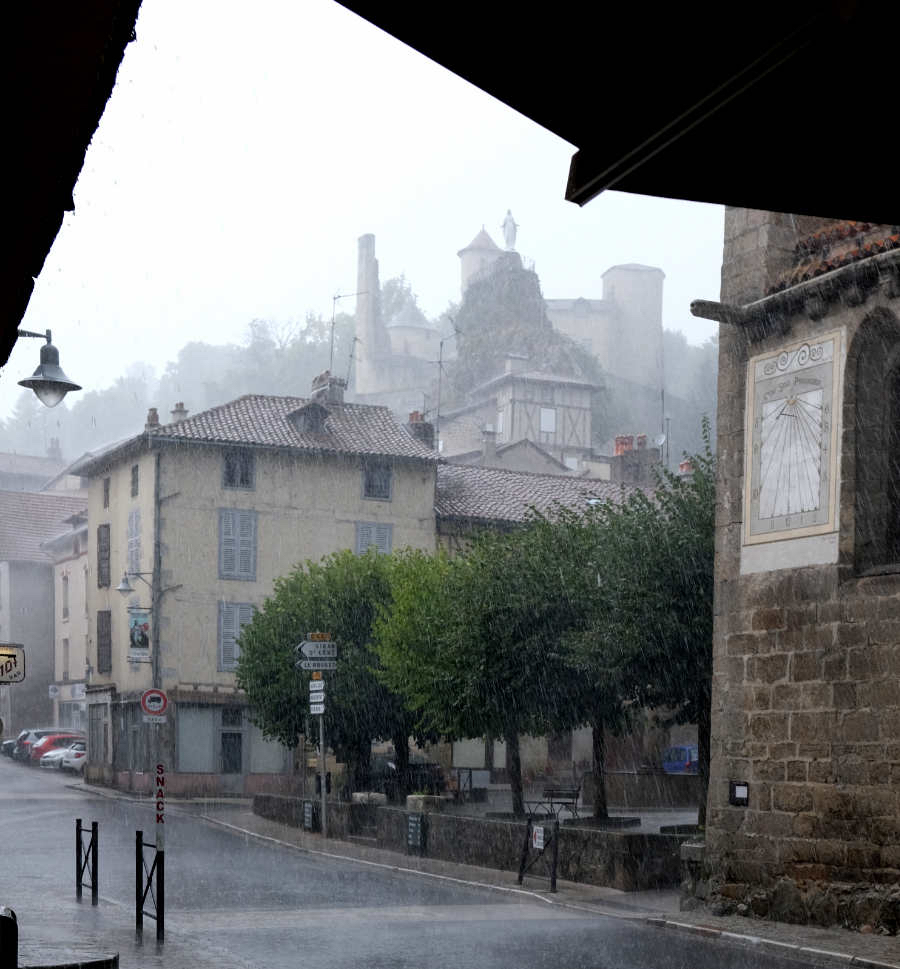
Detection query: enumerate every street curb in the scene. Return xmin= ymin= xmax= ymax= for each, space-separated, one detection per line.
xmin=646 ymin=918 xmax=900 ymax=969
xmin=68 ymin=783 xmax=899 ymax=969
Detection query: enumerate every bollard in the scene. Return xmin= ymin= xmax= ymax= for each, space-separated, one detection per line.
xmin=135 ymin=830 xmax=143 ymax=938
xmin=76 ymin=817 xmax=83 ymax=901
xmin=0 ymin=906 xmax=17 ymax=969
xmin=550 ymin=819 xmax=559 ymax=893
xmin=91 ymin=821 xmax=99 ymax=906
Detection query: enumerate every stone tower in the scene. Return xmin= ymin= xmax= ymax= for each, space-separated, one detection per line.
xmin=457 ymin=227 xmax=503 ymax=297
xmin=353 ymin=233 xmax=389 ymax=397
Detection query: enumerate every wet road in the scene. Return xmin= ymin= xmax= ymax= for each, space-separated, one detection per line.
xmin=0 ymin=758 xmax=813 ymax=969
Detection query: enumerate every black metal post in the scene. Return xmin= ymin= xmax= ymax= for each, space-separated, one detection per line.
xmin=550 ymin=820 xmax=559 ymax=893
xmin=0 ymin=906 xmax=17 ymax=969
xmin=156 ymin=849 xmax=165 ymax=942
xmin=135 ymin=830 xmax=143 ymax=938
xmin=91 ymin=821 xmax=99 ymax=906
xmin=517 ymin=818 xmax=532 ymax=885
xmin=75 ymin=818 xmax=82 ymax=901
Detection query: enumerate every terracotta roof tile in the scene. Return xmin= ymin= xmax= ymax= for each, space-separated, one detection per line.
xmin=150 ymin=394 xmax=435 ymax=462
xmin=0 ymin=490 xmax=87 ymax=564
xmin=435 ymin=463 xmax=643 ymax=525
xmin=768 ymin=220 xmax=900 ymax=295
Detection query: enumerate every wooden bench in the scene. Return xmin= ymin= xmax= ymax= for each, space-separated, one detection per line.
xmin=526 ymin=780 xmax=582 ymax=819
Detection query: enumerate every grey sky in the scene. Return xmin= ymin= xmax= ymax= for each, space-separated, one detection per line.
xmin=1 ymin=0 xmax=723 ymax=422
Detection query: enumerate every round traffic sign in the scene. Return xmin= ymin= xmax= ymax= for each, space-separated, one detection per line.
xmin=140 ymin=688 xmax=168 ymax=716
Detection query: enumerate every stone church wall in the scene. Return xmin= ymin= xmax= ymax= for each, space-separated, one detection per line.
xmin=700 ymin=210 xmax=900 ymax=933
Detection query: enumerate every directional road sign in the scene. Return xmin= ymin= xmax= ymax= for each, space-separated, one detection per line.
xmin=297 ymin=641 xmax=337 ymax=659
xmin=297 ymin=658 xmax=337 ymax=671
xmin=309 ymin=702 xmax=325 ymax=715
xmin=309 ymin=680 xmax=324 ymax=693
xmin=0 ymin=644 xmax=25 ymax=683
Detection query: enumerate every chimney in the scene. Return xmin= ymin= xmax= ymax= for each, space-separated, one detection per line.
xmin=614 ymin=434 xmax=634 ymax=456
xmin=310 ymin=370 xmax=345 ymax=407
xmin=407 ymin=411 xmax=435 ymax=450
xmin=145 ymin=408 xmax=160 ymax=432
xmin=170 ymin=402 xmax=189 ymax=422
xmin=47 ymin=438 xmax=62 ymax=461
xmin=636 ymin=434 xmax=647 ymax=450
xmin=679 ymin=458 xmax=694 ymax=476
xmin=481 ymin=427 xmax=497 ymax=464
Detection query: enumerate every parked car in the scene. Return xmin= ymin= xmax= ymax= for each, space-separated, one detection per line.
xmin=368 ymin=750 xmax=446 ymax=800
xmin=662 ymin=744 xmax=699 ymax=774
xmin=1 ymin=739 xmax=16 ymax=757
xmin=61 ymin=741 xmax=87 ymax=773
xmin=13 ymin=728 xmax=58 ymax=762
xmin=29 ymin=732 xmax=86 ymax=764
xmin=40 ymin=746 xmax=71 ymax=769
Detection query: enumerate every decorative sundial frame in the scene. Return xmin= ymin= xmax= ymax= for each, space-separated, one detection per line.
xmin=744 ymin=329 xmax=843 ymax=545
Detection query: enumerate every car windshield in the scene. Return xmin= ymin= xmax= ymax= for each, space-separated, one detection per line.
xmin=1 ymin=4 xmax=897 ymax=969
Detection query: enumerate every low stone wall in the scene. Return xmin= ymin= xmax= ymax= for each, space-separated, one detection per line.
xmin=584 ymin=770 xmax=703 ymax=809
xmin=253 ymin=795 xmax=687 ymax=891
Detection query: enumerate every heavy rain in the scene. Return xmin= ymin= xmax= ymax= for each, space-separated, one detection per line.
xmin=1 ymin=3 xmax=898 ymax=969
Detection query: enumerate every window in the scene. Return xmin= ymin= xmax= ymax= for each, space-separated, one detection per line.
xmin=219 ymin=509 xmax=257 ymax=580
xmin=61 ymin=574 xmax=69 ymax=619
xmin=219 ymin=602 xmax=255 ymax=671
xmin=96 ymin=610 xmax=112 ymax=674
xmin=62 ymin=638 xmax=69 ymax=680
xmin=127 ymin=508 xmax=141 ymax=574
xmin=540 ymin=407 xmax=556 ymax=434
xmin=496 ymin=410 xmax=504 ymax=436
xmin=564 ymin=455 xmax=579 ymax=470
xmin=362 ymin=462 xmax=392 ymax=500
xmin=854 ymin=311 xmax=900 ymax=571
xmin=223 ymin=448 xmax=255 ymax=489
xmin=97 ymin=524 xmax=110 ymax=588
xmin=83 ymin=566 xmax=89 ymax=615
xmin=131 ymin=464 xmax=139 ymax=497
xmin=103 ymin=477 xmax=110 ymax=508
xmin=355 ymin=521 xmax=392 ymax=555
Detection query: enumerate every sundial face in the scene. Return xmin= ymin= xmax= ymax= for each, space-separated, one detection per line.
xmin=745 ymin=331 xmax=842 ymax=545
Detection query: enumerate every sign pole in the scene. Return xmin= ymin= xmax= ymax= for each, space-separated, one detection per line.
xmin=319 ymin=712 xmax=327 ymax=839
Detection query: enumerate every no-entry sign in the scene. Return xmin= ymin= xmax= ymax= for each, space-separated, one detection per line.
xmin=141 ymin=688 xmax=168 ymax=721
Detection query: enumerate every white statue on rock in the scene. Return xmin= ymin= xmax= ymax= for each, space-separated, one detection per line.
xmin=502 ymin=209 xmax=518 ymax=250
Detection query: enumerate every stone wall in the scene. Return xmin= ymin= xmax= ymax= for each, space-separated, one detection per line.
xmin=704 ymin=212 xmax=900 ymax=934
xmin=253 ymin=795 xmax=687 ymax=892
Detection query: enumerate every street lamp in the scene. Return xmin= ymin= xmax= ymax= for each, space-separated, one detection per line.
xmin=16 ymin=328 xmax=81 ymax=408
xmin=116 ymin=571 xmax=153 ymax=597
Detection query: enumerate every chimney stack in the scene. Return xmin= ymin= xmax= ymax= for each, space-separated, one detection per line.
xmin=481 ymin=427 xmax=497 ymax=464
xmin=614 ymin=434 xmax=634 ymax=456
xmin=407 ymin=411 xmax=435 ymax=450
xmin=171 ymin=402 xmax=188 ymax=422
xmin=145 ymin=408 xmax=160 ymax=432
xmin=636 ymin=433 xmax=647 ymax=450
xmin=310 ymin=371 xmax=345 ymax=407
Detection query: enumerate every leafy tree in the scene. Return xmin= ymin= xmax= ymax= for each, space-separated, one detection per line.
xmin=380 ymin=275 xmax=428 ymax=327
xmin=236 ymin=549 xmax=421 ymax=797
xmin=569 ymin=421 xmax=715 ymax=824
xmin=376 ymin=539 xmax=587 ymax=817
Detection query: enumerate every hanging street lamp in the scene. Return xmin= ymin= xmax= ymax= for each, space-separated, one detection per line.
xmin=16 ymin=328 xmax=81 ymax=407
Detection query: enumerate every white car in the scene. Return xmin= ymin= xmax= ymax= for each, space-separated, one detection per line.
xmin=61 ymin=741 xmax=87 ymax=772
xmin=39 ymin=747 xmax=69 ymax=769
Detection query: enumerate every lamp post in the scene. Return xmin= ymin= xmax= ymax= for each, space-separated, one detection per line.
xmin=16 ymin=329 xmax=81 ymax=407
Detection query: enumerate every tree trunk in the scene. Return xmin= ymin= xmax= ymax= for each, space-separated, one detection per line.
xmin=505 ymin=730 xmax=525 ymax=817
xmin=392 ymin=730 xmax=411 ymax=802
xmin=697 ymin=694 xmax=711 ymax=830
xmin=591 ymin=719 xmax=609 ymax=820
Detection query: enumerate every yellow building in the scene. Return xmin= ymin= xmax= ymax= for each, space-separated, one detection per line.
xmin=77 ymin=373 xmax=437 ymax=796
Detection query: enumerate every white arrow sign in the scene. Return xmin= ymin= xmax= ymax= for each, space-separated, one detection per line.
xmin=297 ymin=658 xmax=337 ymax=671
xmin=297 ymin=641 xmax=337 ymax=659
xmin=309 ymin=702 xmax=325 ymax=715
xmin=309 ymin=680 xmax=325 ymax=693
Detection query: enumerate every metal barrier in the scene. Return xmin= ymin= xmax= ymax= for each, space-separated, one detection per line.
xmin=517 ymin=817 xmax=559 ymax=893
xmin=75 ymin=818 xmax=99 ymax=905
xmin=135 ymin=829 xmax=164 ymax=942
xmin=0 ymin=906 xmax=17 ymax=969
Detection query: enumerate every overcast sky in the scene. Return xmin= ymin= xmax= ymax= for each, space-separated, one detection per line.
xmin=1 ymin=0 xmax=724 ymax=422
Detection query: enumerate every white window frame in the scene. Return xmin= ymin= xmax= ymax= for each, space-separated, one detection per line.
xmin=540 ymin=407 xmax=557 ymax=434
xmin=218 ymin=509 xmax=258 ymax=580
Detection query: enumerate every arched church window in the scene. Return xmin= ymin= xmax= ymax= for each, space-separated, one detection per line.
xmin=853 ymin=310 xmax=900 ymax=573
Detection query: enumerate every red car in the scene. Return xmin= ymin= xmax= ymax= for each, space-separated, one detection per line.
xmin=29 ymin=732 xmax=85 ymax=764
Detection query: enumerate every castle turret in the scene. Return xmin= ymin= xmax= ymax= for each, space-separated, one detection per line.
xmin=457 ymin=227 xmax=503 ymax=297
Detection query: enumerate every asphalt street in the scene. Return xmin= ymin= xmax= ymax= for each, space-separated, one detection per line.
xmin=0 ymin=758 xmax=822 ymax=969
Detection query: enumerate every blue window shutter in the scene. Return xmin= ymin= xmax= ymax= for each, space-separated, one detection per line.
xmin=220 ymin=602 xmax=236 ymax=670
xmin=220 ymin=509 xmax=237 ymax=577
xmin=356 ymin=522 xmax=374 ymax=554
xmin=375 ymin=524 xmax=392 ymax=554
xmin=238 ymin=511 xmax=257 ymax=579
